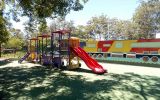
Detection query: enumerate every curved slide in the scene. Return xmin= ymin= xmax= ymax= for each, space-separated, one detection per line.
xmin=71 ymin=47 xmax=107 ymax=74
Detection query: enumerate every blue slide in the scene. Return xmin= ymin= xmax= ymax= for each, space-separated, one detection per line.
xmin=18 ymin=52 xmax=30 ymax=63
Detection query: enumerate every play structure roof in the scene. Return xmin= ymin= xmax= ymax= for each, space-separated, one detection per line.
xmin=38 ymin=34 xmax=51 ymax=38
xmin=52 ymin=30 xmax=70 ymax=34
xmin=29 ymin=38 xmax=39 ymax=40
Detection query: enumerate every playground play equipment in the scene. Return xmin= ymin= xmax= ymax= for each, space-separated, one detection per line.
xmin=51 ymin=30 xmax=82 ymax=69
xmin=18 ymin=38 xmax=38 ymax=63
xmin=19 ymin=30 xmax=106 ymax=74
xmin=37 ymin=34 xmax=51 ymax=65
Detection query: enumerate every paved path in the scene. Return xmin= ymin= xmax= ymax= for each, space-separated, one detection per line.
xmin=79 ymin=61 xmax=160 ymax=77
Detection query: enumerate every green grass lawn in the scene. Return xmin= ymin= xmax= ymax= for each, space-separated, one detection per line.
xmin=0 ymin=65 xmax=160 ymax=100
xmin=1 ymin=51 xmax=25 ymax=60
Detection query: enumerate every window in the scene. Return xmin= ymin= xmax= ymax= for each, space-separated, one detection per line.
xmin=98 ymin=48 xmax=102 ymax=52
xmin=150 ymin=51 xmax=158 ymax=54
xmin=143 ymin=51 xmax=149 ymax=54
xmin=115 ymin=42 xmax=123 ymax=48
xmin=103 ymin=44 xmax=111 ymax=47
xmin=86 ymin=44 xmax=96 ymax=48
xmin=131 ymin=42 xmax=160 ymax=48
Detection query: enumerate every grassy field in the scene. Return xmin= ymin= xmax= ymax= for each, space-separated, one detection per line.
xmin=0 ymin=61 xmax=160 ymax=100
xmin=0 ymin=52 xmax=160 ymax=100
xmin=1 ymin=51 xmax=25 ymax=59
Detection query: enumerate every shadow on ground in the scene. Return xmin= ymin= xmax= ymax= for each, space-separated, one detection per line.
xmin=0 ymin=66 xmax=160 ymax=100
xmin=68 ymin=68 xmax=93 ymax=74
xmin=0 ymin=59 xmax=12 ymax=66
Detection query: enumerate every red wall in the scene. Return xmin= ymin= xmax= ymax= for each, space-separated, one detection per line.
xmin=98 ymin=40 xmax=114 ymax=52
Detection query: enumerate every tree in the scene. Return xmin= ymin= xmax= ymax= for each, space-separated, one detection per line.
xmin=38 ymin=19 xmax=48 ymax=33
xmin=0 ymin=0 xmax=88 ymax=46
xmin=0 ymin=12 xmax=9 ymax=44
xmin=4 ymin=0 xmax=88 ymax=33
xmin=0 ymin=6 xmax=9 ymax=57
xmin=10 ymin=28 xmax=24 ymax=39
xmin=5 ymin=37 xmax=24 ymax=50
xmin=5 ymin=29 xmax=25 ymax=50
xmin=86 ymin=15 xmax=132 ymax=40
xmin=113 ymin=20 xmax=139 ymax=40
xmin=133 ymin=0 xmax=160 ymax=38
xmin=85 ymin=15 xmax=110 ymax=40
xmin=74 ymin=25 xmax=88 ymax=40
xmin=23 ymin=17 xmax=38 ymax=38
xmin=50 ymin=17 xmax=75 ymax=32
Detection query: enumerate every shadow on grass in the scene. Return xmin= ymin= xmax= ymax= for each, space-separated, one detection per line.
xmin=0 ymin=58 xmax=19 ymax=66
xmin=0 ymin=59 xmax=11 ymax=66
xmin=0 ymin=66 xmax=160 ymax=100
xmin=68 ymin=68 xmax=93 ymax=74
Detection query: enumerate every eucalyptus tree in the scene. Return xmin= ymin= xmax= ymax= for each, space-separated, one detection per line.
xmin=0 ymin=1 xmax=9 ymax=57
xmin=133 ymin=0 xmax=160 ymax=38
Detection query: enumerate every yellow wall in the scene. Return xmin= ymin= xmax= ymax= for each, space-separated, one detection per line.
xmin=108 ymin=40 xmax=137 ymax=53
xmin=83 ymin=40 xmax=98 ymax=52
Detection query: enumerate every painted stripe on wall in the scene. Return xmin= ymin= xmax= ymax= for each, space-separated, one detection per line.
xmin=138 ymin=39 xmax=160 ymax=42
xmin=131 ymin=42 xmax=160 ymax=48
xmin=98 ymin=40 xmax=114 ymax=52
xmin=130 ymin=48 xmax=160 ymax=53
xmin=108 ymin=40 xmax=137 ymax=53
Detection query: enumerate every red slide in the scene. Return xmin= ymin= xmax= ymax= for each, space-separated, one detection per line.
xmin=71 ymin=47 xmax=107 ymax=74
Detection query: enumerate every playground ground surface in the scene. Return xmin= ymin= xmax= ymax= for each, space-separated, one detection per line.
xmin=0 ymin=59 xmax=160 ymax=100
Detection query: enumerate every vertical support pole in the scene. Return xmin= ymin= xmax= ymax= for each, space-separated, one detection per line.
xmin=51 ymin=33 xmax=54 ymax=68
xmin=38 ymin=40 xmax=40 ymax=51
xmin=36 ymin=39 xmax=39 ymax=62
xmin=42 ymin=37 xmax=43 ymax=56
xmin=30 ymin=40 xmax=31 ymax=53
xmin=34 ymin=40 xmax=36 ymax=62
xmin=46 ymin=37 xmax=47 ymax=48
xmin=45 ymin=37 xmax=48 ymax=63
xmin=59 ymin=33 xmax=61 ymax=68
xmin=68 ymin=32 xmax=71 ymax=66
xmin=38 ymin=39 xmax=41 ymax=63
xmin=34 ymin=40 xmax=36 ymax=52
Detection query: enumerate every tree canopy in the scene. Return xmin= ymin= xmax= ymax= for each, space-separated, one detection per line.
xmin=5 ymin=28 xmax=24 ymax=50
xmin=0 ymin=12 xmax=9 ymax=44
xmin=0 ymin=9 xmax=9 ymax=57
xmin=0 ymin=2 xmax=9 ymax=44
xmin=1 ymin=0 xmax=160 ymax=45
xmin=133 ymin=0 xmax=160 ymax=38
xmin=4 ymin=0 xmax=88 ymax=22
xmin=2 ymin=0 xmax=88 ymax=36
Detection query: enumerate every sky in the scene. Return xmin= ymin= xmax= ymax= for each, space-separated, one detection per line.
xmin=12 ymin=0 xmax=141 ymax=31
xmin=65 ymin=0 xmax=140 ymax=25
